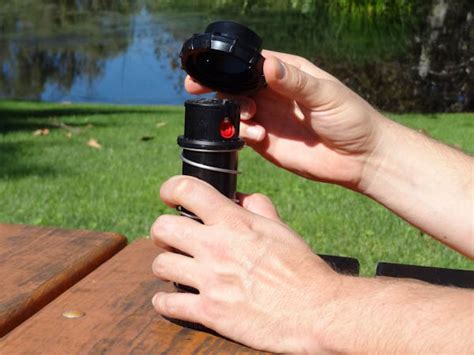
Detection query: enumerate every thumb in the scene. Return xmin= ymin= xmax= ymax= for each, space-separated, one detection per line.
xmin=264 ymin=56 xmax=340 ymax=110
xmin=237 ymin=193 xmax=281 ymax=222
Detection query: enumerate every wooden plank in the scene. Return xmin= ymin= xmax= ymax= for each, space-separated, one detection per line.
xmin=0 ymin=224 xmax=127 ymax=337
xmin=0 ymin=239 xmax=266 ymax=354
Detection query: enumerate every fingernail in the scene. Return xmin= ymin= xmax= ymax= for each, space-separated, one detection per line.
xmin=294 ymin=103 xmax=305 ymax=121
xmin=246 ymin=126 xmax=264 ymax=141
xmin=152 ymin=294 xmax=159 ymax=307
xmin=276 ymin=60 xmax=286 ymax=80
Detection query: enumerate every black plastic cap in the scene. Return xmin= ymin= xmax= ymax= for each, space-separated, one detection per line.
xmin=180 ymin=21 xmax=266 ymax=95
xmin=205 ymin=21 xmax=262 ymax=51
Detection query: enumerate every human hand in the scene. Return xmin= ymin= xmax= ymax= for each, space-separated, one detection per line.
xmin=150 ymin=175 xmax=341 ymax=353
xmin=185 ymin=49 xmax=385 ymax=190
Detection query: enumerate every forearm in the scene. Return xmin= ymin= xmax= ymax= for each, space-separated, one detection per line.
xmin=312 ymin=276 xmax=474 ymax=353
xmin=360 ymin=115 xmax=474 ymax=257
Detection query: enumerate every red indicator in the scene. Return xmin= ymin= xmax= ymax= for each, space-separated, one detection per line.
xmin=220 ymin=118 xmax=235 ymax=139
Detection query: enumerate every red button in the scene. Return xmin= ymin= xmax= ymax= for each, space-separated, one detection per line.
xmin=220 ymin=119 xmax=235 ymax=139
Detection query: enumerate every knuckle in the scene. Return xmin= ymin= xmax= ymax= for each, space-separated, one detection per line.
xmin=174 ymin=178 xmax=196 ymax=198
xmin=245 ymin=229 xmax=261 ymax=243
xmin=220 ymin=210 xmax=253 ymax=230
xmin=251 ymin=192 xmax=272 ymax=205
xmin=215 ymin=214 xmax=261 ymax=245
xmin=294 ymin=72 xmax=309 ymax=94
xmin=206 ymin=277 xmax=245 ymax=308
xmin=301 ymin=57 xmax=313 ymax=67
xmin=203 ymin=284 xmax=232 ymax=310
xmin=176 ymin=221 xmax=194 ymax=241
xmin=202 ymin=236 xmax=230 ymax=260
xmin=199 ymin=300 xmax=219 ymax=324
xmin=206 ymin=288 xmax=225 ymax=308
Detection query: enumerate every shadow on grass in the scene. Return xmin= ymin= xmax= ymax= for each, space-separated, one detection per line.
xmin=0 ymin=101 xmax=178 ymax=179
xmin=0 ymin=142 xmax=61 ymax=179
xmin=0 ymin=118 xmax=111 ymax=134
xmin=0 ymin=101 xmax=172 ymax=133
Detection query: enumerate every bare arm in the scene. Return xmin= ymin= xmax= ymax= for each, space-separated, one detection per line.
xmin=314 ymin=275 xmax=474 ymax=353
xmin=361 ymin=117 xmax=474 ymax=257
xmin=186 ymin=49 xmax=474 ymax=257
xmin=150 ymin=176 xmax=474 ymax=353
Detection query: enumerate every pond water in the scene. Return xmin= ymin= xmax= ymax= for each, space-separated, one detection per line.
xmin=0 ymin=0 xmax=472 ymax=112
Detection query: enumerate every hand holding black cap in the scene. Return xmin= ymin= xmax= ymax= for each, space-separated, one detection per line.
xmin=180 ymin=21 xmax=266 ymax=95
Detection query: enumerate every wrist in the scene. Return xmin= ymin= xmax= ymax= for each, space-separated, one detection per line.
xmin=354 ymin=114 xmax=474 ymax=253
xmin=307 ymin=276 xmax=401 ymax=353
xmin=303 ymin=275 xmax=364 ymax=353
xmin=357 ymin=113 xmax=395 ymax=195
xmin=308 ymin=276 xmax=355 ymax=354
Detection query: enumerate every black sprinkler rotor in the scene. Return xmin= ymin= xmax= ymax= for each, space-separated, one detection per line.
xmin=180 ymin=21 xmax=266 ymax=95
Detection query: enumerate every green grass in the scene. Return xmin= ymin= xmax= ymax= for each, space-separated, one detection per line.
xmin=0 ymin=101 xmax=472 ymax=275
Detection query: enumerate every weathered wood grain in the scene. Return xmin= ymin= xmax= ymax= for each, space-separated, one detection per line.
xmin=0 ymin=223 xmax=127 ymax=337
xmin=0 ymin=238 xmax=267 ymax=354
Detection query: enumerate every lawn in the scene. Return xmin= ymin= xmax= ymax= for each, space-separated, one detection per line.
xmin=0 ymin=100 xmax=472 ymax=275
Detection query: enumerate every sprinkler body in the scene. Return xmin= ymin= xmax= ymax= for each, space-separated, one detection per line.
xmin=177 ymin=98 xmax=244 ymax=222
xmin=171 ymin=98 xmax=244 ymax=330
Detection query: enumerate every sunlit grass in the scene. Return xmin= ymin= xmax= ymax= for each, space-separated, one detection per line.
xmin=0 ymin=101 xmax=472 ymax=275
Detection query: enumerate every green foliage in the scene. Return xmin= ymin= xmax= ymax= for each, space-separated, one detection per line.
xmin=153 ymin=0 xmax=470 ymax=112
xmin=152 ymin=0 xmax=421 ymax=62
xmin=0 ymin=101 xmax=472 ymax=275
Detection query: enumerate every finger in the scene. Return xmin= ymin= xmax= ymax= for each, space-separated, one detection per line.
xmin=262 ymin=49 xmax=307 ymax=69
xmin=151 ymin=214 xmax=207 ymax=256
xmin=152 ymin=251 xmax=201 ymax=289
xmin=160 ymin=176 xmax=242 ymax=225
xmin=264 ymin=56 xmax=341 ymax=110
xmin=216 ymin=93 xmax=256 ymax=120
xmin=152 ymin=291 xmax=202 ymax=324
xmin=184 ymin=75 xmax=212 ymax=94
xmin=237 ymin=193 xmax=281 ymax=222
xmin=240 ymin=121 xmax=266 ymax=143
xmin=262 ymin=49 xmax=338 ymax=81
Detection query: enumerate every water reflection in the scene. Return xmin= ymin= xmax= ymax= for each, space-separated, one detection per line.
xmin=41 ymin=8 xmax=194 ymax=104
xmin=1 ymin=1 xmax=134 ymax=99
xmin=0 ymin=0 xmax=196 ymax=104
xmin=0 ymin=0 xmax=471 ymax=111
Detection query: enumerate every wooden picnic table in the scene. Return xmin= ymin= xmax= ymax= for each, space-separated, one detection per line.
xmin=0 ymin=224 xmax=265 ymax=353
xmin=0 ymin=223 xmax=126 ymax=337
